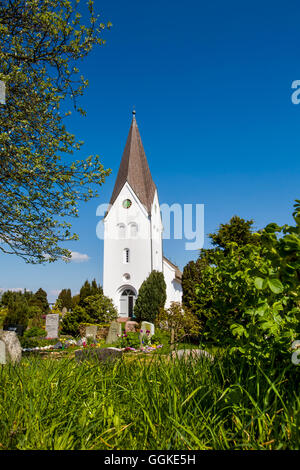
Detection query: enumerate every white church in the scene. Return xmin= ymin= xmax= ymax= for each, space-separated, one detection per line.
xmin=103 ymin=111 xmax=182 ymax=319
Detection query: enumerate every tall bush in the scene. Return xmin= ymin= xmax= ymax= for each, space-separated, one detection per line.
xmin=61 ymin=293 xmax=117 ymax=336
xmin=134 ymin=270 xmax=166 ymax=323
xmin=193 ymin=201 xmax=300 ymax=362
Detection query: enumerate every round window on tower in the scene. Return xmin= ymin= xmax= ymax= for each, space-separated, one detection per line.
xmin=122 ymin=199 xmax=132 ymax=209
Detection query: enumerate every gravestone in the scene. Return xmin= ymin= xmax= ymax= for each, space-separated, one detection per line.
xmin=125 ymin=321 xmax=139 ymax=333
xmin=140 ymin=321 xmax=155 ymax=338
xmin=45 ymin=314 xmax=59 ymax=339
xmin=85 ymin=325 xmax=98 ymax=340
xmin=0 ymin=340 xmax=6 ymax=364
xmin=106 ymin=321 xmax=122 ymax=344
xmin=0 ymin=81 xmax=5 ymax=105
xmin=0 ymin=330 xmax=22 ymax=364
xmin=61 ymin=307 xmax=67 ymax=318
xmin=171 ymin=349 xmax=214 ymax=362
xmin=75 ymin=347 xmax=123 ymax=363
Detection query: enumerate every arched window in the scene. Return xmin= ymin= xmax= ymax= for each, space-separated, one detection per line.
xmin=117 ymin=223 xmax=125 ymax=239
xmin=129 ymin=222 xmax=138 ymax=238
xmin=123 ymin=248 xmax=130 ymax=263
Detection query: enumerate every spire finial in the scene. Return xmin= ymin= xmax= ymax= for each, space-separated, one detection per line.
xmin=132 ymin=106 xmax=136 ymax=120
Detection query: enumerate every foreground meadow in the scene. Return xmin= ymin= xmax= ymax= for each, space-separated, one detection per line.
xmin=0 ymin=352 xmax=299 ymax=450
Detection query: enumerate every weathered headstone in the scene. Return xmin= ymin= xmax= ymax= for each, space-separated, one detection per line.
xmin=85 ymin=325 xmax=98 ymax=340
xmin=0 ymin=340 xmax=6 ymax=364
xmin=61 ymin=307 xmax=68 ymax=318
xmin=0 ymin=330 xmax=22 ymax=364
xmin=171 ymin=349 xmax=214 ymax=362
xmin=125 ymin=321 xmax=139 ymax=333
xmin=46 ymin=314 xmax=59 ymax=339
xmin=106 ymin=321 xmax=122 ymax=344
xmin=140 ymin=321 xmax=155 ymax=338
xmin=75 ymin=347 xmax=123 ymax=363
xmin=0 ymin=81 xmax=5 ymax=105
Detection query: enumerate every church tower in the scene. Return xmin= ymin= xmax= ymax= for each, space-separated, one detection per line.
xmin=103 ymin=111 xmax=182 ymax=318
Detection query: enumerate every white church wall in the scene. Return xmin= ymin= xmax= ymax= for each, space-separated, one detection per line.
xmin=150 ymin=190 xmax=163 ymax=272
xmin=103 ymin=182 xmax=153 ymax=315
xmin=163 ymin=259 xmax=183 ymax=308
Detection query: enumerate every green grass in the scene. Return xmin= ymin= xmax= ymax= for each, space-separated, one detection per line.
xmin=0 ymin=352 xmax=299 ymax=450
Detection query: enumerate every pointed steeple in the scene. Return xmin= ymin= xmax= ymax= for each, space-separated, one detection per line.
xmin=109 ymin=111 xmax=157 ymax=213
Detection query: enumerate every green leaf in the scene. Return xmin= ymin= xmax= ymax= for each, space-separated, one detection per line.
xmin=267 ymin=278 xmax=284 ymax=294
xmin=254 ymin=277 xmax=264 ymax=290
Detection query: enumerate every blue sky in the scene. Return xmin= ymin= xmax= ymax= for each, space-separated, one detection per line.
xmin=1 ymin=0 xmax=300 ymax=303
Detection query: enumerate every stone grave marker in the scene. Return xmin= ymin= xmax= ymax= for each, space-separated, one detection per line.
xmin=171 ymin=349 xmax=214 ymax=362
xmin=140 ymin=321 xmax=155 ymax=338
xmin=106 ymin=321 xmax=122 ymax=344
xmin=61 ymin=307 xmax=67 ymax=318
xmin=75 ymin=347 xmax=123 ymax=364
xmin=85 ymin=325 xmax=98 ymax=340
xmin=0 ymin=330 xmax=22 ymax=364
xmin=45 ymin=314 xmax=60 ymax=339
xmin=0 ymin=340 xmax=6 ymax=364
xmin=0 ymin=81 xmax=5 ymax=105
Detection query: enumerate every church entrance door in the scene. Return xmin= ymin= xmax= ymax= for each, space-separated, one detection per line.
xmin=120 ymin=288 xmax=136 ymax=318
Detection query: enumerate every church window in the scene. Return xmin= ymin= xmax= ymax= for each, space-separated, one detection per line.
xmin=122 ymin=199 xmax=132 ymax=209
xmin=117 ymin=223 xmax=125 ymax=239
xmin=123 ymin=248 xmax=130 ymax=263
xmin=129 ymin=222 xmax=138 ymax=238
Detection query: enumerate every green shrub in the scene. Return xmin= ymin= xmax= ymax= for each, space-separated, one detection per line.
xmin=115 ymin=332 xmax=141 ymax=349
xmin=192 ymin=201 xmax=300 ymax=363
xmin=61 ymin=294 xmax=117 ymax=336
xmin=151 ymin=328 xmax=170 ymax=346
xmin=134 ymin=270 xmax=166 ymax=323
xmin=20 ymin=337 xmax=40 ymax=349
xmin=23 ymin=327 xmax=46 ymax=338
xmin=61 ymin=306 xmax=89 ymax=336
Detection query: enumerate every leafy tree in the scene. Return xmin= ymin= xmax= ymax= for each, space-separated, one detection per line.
xmin=83 ymin=294 xmax=117 ymax=323
xmin=79 ymin=279 xmax=102 ymax=306
xmin=27 ymin=305 xmax=43 ymax=327
xmin=0 ymin=288 xmax=45 ymax=328
xmin=0 ymin=0 xmax=111 ymax=263
xmin=3 ymin=297 xmax=30 ymax=329
xmin=156 ymin=302 xmax=201 ymax=348
xmin=61 ymin=293 xmax=117 ymax=336
xmin=182 ymin=255 xmax=209 ymax=313
xmin=0 ymin=306 xmax=8 ymax=329
xmin=209 ymin=215 xmax=259 ymax=251
xmin=58 ymin=288 xmax=72 ymax=311
xmin=60 ymin=305 xmax=88 ymax=336
xmin=90 ymin=279 xmax=103 ymax=296
xmin=1 ymin=289 xmax=26 ymax=307
xmin=182 ymin=216 xmax=259 ymax=314
xmin=71 ymin=294 xmax=80 ymax=309
xmin=134 ymin=271 xmax=166 ymax=323
xmin=33 ymin=288 xmax=49 ymax=314
xmin=193 ymin=201 xmax=300 ymax=363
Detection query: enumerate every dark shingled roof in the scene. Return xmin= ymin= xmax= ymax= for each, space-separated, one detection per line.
xmin=108 ymin=114 xmax=157 ymax=214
